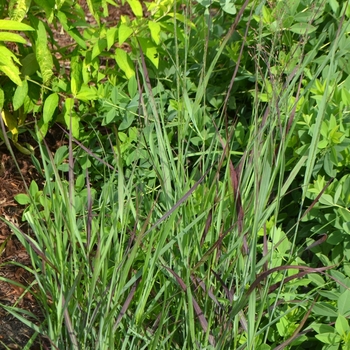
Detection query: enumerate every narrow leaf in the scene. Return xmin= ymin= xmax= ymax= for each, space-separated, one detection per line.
xmin=56 ymin=11 xmax=87 ymax=49
xmin=86 ymin=0 xmax=101 ymax=23
xmin=113 ymin=277 xmax=141 ymax=330
xmin=164 ymin=266 xmax=216 ymax=346
xmin=0 ymin=88 xmax=4 ymax=110
xmin=290 ymin=23 xmax=317 ymax=34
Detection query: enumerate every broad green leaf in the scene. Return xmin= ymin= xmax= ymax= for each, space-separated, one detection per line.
xmin=335 ymin=314 xmax=349 ymax=336
xmin=307 ymin=273 xmax=325 ymax=286
xmin=319 ymin=193 xmax=334 ymax=206
xmin=341 ymin=88 xmax=350 ymax=105
xmin=13 ymin=79 xmax=28 ymax=110
xmin=119 ymin=111 xmax=134 ymax=130
xmin=65 ymin=112 xmax=80 ymax=139
xmin=0 ymin=45 xmax=22 ymax=85
xmin=289 ymin=23 xmax=317 ymax=34
xmin=329 ymin=0 xmax=339 ymax=13
xmin=30 ymin=16 xmax=53 ymax=84
xmin=70 ymin=56 xmax=83 ymax=96
xmin=313 ymin=302 xmax=338 ymax=317
xmin=128 ymin=76 xmax=137 ymax=97
xmin=310 ymin=322 xmax=335 ymax=334
xmin=283 ymin=0 xmax=300 ymax=15
xmin=0 ymin=19 xmax=34 ymax=31
xmin=106 ymin=27 xmax=118 ymax=49
xmin=115 ymin=48 xmax=135 ymax=79
xmin=75 ymin=85 xmax=98 ymax=101
xmin=15 ymin=193 xmax=31 ymax=205
xmin=339 ymin=208 xmax=350 ymax=222
xmin=338 ymin=289 xmax=350 ymax=316
xmin=55 ymin=0 xmax=65 ymax=9
xmin=220 ymin=0 xmax=236 ymax=14
xmin=323 ymin=153 xmax=336 ymax=177
xmin=21 ymin=94 xmax=35 ymax=116
xmin=118 ymin=24 xmax=133 ymax=45
xmin=315 ymin=332 xmax=341 ymax=345
xmin=127 ymin=0 xmax=143 ymax=17
xmin=256 ymin=346 xmax=271 ymax=350
xmin=1 ymin=110 xmax=18 ymax=135
xmin=318 ymin=291 xmax=341 ymax=301
xmin=36 ymin=118 xmax=49 ymax=141
xmin=43 ymin=93 xmax=59 ymax=124
xmin=138 ymin=37 xmax=159 ymax=68
xmin=64 ymin=98 xmax=80 ymax=139
xmin=9 ymin=0 xmax=31 ymax=22
xmin=0 ymin=32 xmax=27 ymax=43
xmin=148 ymin=21 xmax=161 ymax=45
xmin=104 ymin=109 xmax=117 ymax=125
xmin=29 ymin=180 xmax=39 ymax=196
xmin=64 ymin=97 xmax=74 ymax=112
xmin=92 ymin=38 xmax=107 ymax=60
xmin=21 ymin=52 xmax=39 ymax=76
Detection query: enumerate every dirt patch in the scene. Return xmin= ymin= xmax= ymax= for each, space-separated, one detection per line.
xmin=0 ymin=148 xmax=44 ymax=349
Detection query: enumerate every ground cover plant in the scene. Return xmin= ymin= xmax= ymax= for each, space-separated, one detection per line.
xmin=1 ymin=0 xmax=350 ymax=349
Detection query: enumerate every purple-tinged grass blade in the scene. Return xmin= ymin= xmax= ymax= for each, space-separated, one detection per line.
xmin=273 ymin=296 xmax=318 ymax=350
xmin=211 ymin=269 xmax=234 ymax=303
xmin=113 ymin=277 xmax=141 ymax=331
xmin=191 ymin=274 xmax=223 ymax=310
xmin=247 ymin=265 xmax=334 ymax=297
xmin=164 ymin=266 xmax=216 ymax=346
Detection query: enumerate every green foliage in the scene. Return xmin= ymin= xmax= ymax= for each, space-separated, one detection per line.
xmin=2 ymin=0 xmax=350 ymax=349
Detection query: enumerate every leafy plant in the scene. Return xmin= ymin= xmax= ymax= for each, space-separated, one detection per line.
xmin=2 ymin=0 xmax=350 ymax=349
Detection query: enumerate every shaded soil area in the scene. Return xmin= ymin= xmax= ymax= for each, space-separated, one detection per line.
xmin=0 ymin=1 xmax=138 ymax=348
xmin=0 ymin=147 xmax=44 ymax=349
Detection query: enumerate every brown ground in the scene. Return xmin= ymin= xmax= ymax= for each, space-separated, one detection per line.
xmin=0 ymin=145 xmax=44 ymax=349
xmin=0 ymin=1 xmax=137 ymax=348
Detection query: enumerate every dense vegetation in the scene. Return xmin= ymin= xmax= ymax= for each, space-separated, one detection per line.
xmin=1 ymin=0 xmax=350 ymax=348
